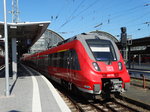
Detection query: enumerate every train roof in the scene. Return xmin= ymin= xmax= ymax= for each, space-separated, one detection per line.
xmin=23 ymin=31 xmax=119 ymax=59
xmin=76 ymin=32 xmax=115 ymax=41
xmin=90 ymin=31 xmax=119 ymax=43
xmin=57 ymin=32 xmax=117 ymax=46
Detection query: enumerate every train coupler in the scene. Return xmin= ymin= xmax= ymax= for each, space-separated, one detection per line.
xmin=110 ymin=79 xmax=123 ymax=92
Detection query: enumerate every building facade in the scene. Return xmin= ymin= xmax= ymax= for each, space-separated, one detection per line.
xmin=30 ymin=29 xmax=64 ymax=54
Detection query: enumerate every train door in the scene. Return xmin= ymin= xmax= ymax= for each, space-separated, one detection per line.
xmin=66 ymin=49 xmax=80 ymax=90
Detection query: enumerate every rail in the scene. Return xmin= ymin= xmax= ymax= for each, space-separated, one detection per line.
xmin=50 ymin=77 xmax=150 ymax=112
xmin=23 ymin=66 xmax=150 ymax=112
xmin=130 ymin=77 xmax=150 ymax=89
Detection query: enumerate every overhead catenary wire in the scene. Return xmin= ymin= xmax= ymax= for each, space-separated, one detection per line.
xmin=57 ymin=0 xmax=85 ymax=29
xmin=63 ymin=0 xmax=144 ymax=34
xmin=49 ymin=1 xmax=70 ymax=28
xmin=92 ymin=4 xmax=145 ymax=28
xmin=56 ymin=0 xmax=130 ymax=34
xmin=58 ymin=0 xmax=100 ymax=30
xmin=51 ymin=0 xmax=150 ymax=39
xmin=89 ymin=3 xmax=150 ymax=34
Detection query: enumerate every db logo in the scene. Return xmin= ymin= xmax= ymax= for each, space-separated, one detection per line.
xmin=106 ymin=66 xmax=114 ymax=71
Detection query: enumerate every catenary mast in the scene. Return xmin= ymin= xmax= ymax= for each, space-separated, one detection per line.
xmin=12 ymin=0 xmax=19 ymax=23
xmin=11 ymin=0 xmax=20 ymax=81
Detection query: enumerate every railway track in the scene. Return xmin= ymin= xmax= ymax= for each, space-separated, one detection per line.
xmin=51 ymin=80 xmax=150 ymax=112
xmin=26 ymin=66 xmax=150 ymax=112
xmin=131 ymin=77 xmax=150 ymax=89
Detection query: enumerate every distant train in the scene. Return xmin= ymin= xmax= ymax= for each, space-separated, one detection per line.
xmin=0 ymin=55 xmax=4 ymax=67
xmin=22 ymin=32 xmax=130 ymax=95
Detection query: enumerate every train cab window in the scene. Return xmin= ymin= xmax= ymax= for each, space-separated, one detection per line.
xmin=86 ymin=39 xmax=117 ymax=61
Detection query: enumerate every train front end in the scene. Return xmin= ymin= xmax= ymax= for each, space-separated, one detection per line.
xmin=77 ymin=33 xmax=130 ymax=95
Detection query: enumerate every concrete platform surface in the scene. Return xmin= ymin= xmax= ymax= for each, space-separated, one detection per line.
xmin=0 ymin=64 xmax=71 ymax=112
xmin=123 ymin=85 xmax=150 ymax=106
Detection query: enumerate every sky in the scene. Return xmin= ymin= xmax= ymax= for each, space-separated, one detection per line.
xmin=1 ymin=0 xmax=150 ymax=40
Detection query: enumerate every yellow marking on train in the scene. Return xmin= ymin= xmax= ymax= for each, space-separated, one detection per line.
xmin=57 ymin=49 xmax=68 ymax=53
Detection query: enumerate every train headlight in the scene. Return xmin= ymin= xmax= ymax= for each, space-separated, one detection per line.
xmin=118 ymin=62 xmax=123 ymax=70
xmin=93 ymin=62 xmax=100 ymax=71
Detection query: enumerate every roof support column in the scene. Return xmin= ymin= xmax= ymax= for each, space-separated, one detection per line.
xmin=138 ymin=54 xmax=141 ymax=66
xmin=12 ymin=37 xmax=17 ymax=80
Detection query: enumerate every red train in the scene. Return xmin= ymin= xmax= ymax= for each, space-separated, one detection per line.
xmin=22 ymin=32 xmax=130 ymax=95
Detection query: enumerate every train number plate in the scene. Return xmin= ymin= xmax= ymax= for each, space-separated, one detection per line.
xmin=107 ymin=74 xmax=115 ymax=77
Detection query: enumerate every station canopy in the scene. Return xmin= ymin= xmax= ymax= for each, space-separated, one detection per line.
xmin=0 ymin=21 xmax=50 ymax=54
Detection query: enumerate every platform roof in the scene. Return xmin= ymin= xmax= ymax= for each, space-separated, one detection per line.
xmin=131 ymin=36 xmax=150 ymax=47
xmin=0 ymin=21 xmax=50 ymax=54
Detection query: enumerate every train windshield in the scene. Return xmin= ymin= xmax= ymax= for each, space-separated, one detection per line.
xmin=86 ymin=39 xmax=117 ymax=61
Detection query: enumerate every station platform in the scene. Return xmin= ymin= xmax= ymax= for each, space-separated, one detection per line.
xmin=125 ymin=68 xmax=150 ymax=107
xmin=127 ymin=63 xmax=150 ymax=70
xmin=0 ymin=64 xmax=150 ymax=112
xmin=0 ymin=64 xmax=71 ymax=112
xmin=122 ymin=85 xmax=150 ymax=106
xmin=128 ymin=68 xmax=150 ymax=80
